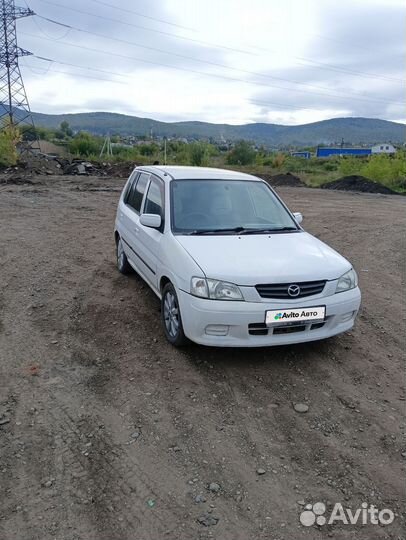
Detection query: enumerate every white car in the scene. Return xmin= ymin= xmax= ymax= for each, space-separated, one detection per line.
xmin=114 ymin=166 xmax=361 ymax=347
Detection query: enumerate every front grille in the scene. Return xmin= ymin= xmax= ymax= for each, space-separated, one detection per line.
xmin=248 ymin=323 xmax=268 ymax=336
xmin=255 ymin=280 xmax=326 ymax=299
xmin=248 ymin=320 xmax=327 ymax=336
xmin=273 ymin=325 xmax=306 ymax=335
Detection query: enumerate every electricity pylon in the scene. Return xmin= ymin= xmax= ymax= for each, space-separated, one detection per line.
xmin=0 ymin=0 xmax=38 ymax=148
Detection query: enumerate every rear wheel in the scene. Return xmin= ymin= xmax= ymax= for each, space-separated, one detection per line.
xmin=161 ymin=283 xmax=187 ymax=347
xmin=116 ymin=237 xmax=132 ymax=274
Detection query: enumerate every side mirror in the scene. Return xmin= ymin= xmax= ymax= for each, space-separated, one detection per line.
xmin=293 ymin=212 xmax=303 ymax=224
xmin=140 ymin=213 xmax=162 ymax=229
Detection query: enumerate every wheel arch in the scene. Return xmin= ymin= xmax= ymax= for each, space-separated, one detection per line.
xmin=160 ymin=275 xmax=171 ymax=292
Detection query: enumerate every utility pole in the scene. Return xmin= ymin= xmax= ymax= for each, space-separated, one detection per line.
xmin=100 ymin=134 xmax=113 ymax=158
xmin=163 ymin=136 xmax=167 ymax=165
xmin=0 ymin=0 xmax=38 ymax=148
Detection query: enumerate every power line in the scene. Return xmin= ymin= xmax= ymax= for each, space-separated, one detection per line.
xmin=22 ymin=29 xmax=404 ymax=108
xmin=33 ymin=0 xmax=257 ymax=56
xmin=21 ymin=59 xmax=352 ymax=115
xmin=23 ymin=47 xmax=402 ymax=116
xmin=21 ymin=61 xmax=126 ymax=83
xmin=33 ymin=54 xmax=129 ymax=78
xmin=294 ymin=58 xmax=404 ymax=84
xmin=86 ymin=0 xmax=194 ymax=31
xmin=23 ymin=58 xmax=380 ymax=122
xmin=252 ymin=44 xmax=404 ymax=84
xmin=28 ymin=13 xmax=404 ymax=103
xmin=27 ymin=54 xmax=343 ymax=113
xmin=31 ymin=7 xmax=70 ymax=39
xmin=28 ymin=20 xmax=404 ymax=97
xmin=32 ymin=0 xmax=405 ymax=86
xmin=250 ymin=98 xmax=347 ymax=114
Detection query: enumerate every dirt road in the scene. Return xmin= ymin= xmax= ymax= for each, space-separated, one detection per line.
xmin=0 ymin=175 xmax=405 ymax=540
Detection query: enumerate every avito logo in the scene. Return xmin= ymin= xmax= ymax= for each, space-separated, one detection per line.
xmin=274 ymin=310 xmax=318 ymax=321
xmin=300 ymin=502 xmax=395 ymax=527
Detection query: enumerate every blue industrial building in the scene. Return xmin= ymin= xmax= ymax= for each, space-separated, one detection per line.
xmin=316 ymin=147 xmax=371 ymax=158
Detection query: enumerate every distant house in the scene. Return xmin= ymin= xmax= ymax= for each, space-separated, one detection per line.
xmin=371 ymin=143 xmax=396 ymax=154
xmin=291 ymin=151 xmax=311 ymax=159
xmin=111 ymin=142 xmax=133 ymax=149
xmin=316 ymin=147 xmax=371 ymax=158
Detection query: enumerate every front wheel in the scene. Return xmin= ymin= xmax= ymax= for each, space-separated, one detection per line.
xmin=116 ymin=237 xmax=132 ymax=274
xmin=161 ymin=283 xmax=187 ymax=347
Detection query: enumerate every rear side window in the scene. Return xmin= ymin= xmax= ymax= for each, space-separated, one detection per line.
xmin=126 ymin=172 xmax=149 ymax=213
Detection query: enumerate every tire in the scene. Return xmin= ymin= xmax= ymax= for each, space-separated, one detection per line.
xmin=116 ymin=237 xmax=132 ymax=274
xmin=161 ymin=282 xmax=187 ymax=347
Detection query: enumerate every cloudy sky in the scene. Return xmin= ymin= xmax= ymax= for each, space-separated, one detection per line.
xmin=17 ymin=0 xmax=405 ymax=125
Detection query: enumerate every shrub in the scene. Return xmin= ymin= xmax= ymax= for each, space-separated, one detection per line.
xmin=187 ymin=142 xmax=206 ymax=166
xmin=226 ymin=141 xmax=256 ymax=166
xmin=69 ymin=131 xmax=102 ymax=156
xmin=338 ymin=156 xmax=362 ymax=177
xmin=272 ymin=152 xmax=286 ymax=168
xmin=322 ymin=161 xmax=339 ymax=171
xmin=360 ymin=154 xmax=406 ymax=190
xmin=0 ymin=123 xmax=20 ymax=166
xmin=138 ymin=143 xmax=160 ymax=156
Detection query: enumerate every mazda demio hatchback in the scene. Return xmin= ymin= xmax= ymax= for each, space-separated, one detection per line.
xmin=114 ymin=166 xmax=361 ymax=347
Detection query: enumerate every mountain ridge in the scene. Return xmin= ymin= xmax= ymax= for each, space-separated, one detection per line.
xmin=30 ymin=111 xmax=405 ymax=147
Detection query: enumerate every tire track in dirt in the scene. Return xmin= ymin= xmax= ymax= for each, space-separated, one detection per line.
xmin=39 ymin=263 xmax=197 ymax=539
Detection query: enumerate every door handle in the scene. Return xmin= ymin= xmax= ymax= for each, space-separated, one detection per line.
xmin=134 ymin=226 xmax=139 ymax=233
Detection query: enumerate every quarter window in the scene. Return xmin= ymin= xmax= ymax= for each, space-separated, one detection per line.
xmin=124 ymin=171 xmax=139 ymax=202
xmin=144 ymin=177 xmax=164 ymax=229
xmin=127 ymin=172 xmax=149 ymax=213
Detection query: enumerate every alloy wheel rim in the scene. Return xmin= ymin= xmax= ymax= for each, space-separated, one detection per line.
xmin=164 ymin=291 xmax=179 ymax=338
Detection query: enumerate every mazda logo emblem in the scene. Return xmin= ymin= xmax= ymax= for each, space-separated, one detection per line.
xmin=288 ymin=284 xmax=301 ymax=297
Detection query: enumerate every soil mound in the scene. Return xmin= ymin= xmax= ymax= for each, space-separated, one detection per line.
xmin=260 ymin=172 xmax=306 ymax=187
xmin=322 ymin=175 xmax=396 ymax=194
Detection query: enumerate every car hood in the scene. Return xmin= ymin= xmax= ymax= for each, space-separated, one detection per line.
xmin=176 ymin=232 xmax=351 ymax=285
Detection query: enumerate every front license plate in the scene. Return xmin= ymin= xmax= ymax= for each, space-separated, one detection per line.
xmin=265 ymin=306 xmax=326 ymax=326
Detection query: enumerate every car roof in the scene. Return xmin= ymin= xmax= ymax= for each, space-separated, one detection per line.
xmin=135 ymin=165 xmax=261 ymax=182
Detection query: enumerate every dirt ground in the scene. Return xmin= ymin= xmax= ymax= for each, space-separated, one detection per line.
xmin=0 ymin=174 xmax=405 ymax=540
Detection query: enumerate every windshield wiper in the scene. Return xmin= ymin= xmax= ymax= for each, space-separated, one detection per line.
xmin=238 ymin=226 xmax=298 ymax=234
xmin=185 ymin=227 xmax=248 ymax=235
xmin=184 ymin=226 xmax=298 ymax=235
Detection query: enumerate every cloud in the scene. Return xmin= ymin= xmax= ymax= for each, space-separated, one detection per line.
xmin=13 ymin=0 xmax=405 ymax=125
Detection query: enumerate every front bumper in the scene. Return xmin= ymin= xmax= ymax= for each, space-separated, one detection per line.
xmin=177 ymin=287 xmax=361 ymax=347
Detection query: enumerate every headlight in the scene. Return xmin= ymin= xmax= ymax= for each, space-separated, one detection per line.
xmin=335 ymin=269 xmax=358 ymax=293
xmin=191 ymin=277 xmax=244 ymax=300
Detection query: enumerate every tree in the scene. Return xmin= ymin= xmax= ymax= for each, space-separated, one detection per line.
xmin=69 ymin=131 xmax=101 ymax=156
xmin=188 ymin=142 xmax=208 ymax=166
xmin=0 ymin=121 xmax=21 ymax=166
xmin=138 ymin=143 xmax=159 ymax=156
xmin=60 ymin=121 xmax=73 ymax=137
xmin=226 ymin=140 xmax=256 ymax=165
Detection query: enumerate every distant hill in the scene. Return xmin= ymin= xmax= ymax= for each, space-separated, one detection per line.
xmin=30 ymin=111 xmax=405 ymax=147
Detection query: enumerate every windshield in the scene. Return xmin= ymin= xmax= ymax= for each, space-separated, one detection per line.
xmin=171 ymin=179 xmax=299 ymax=234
